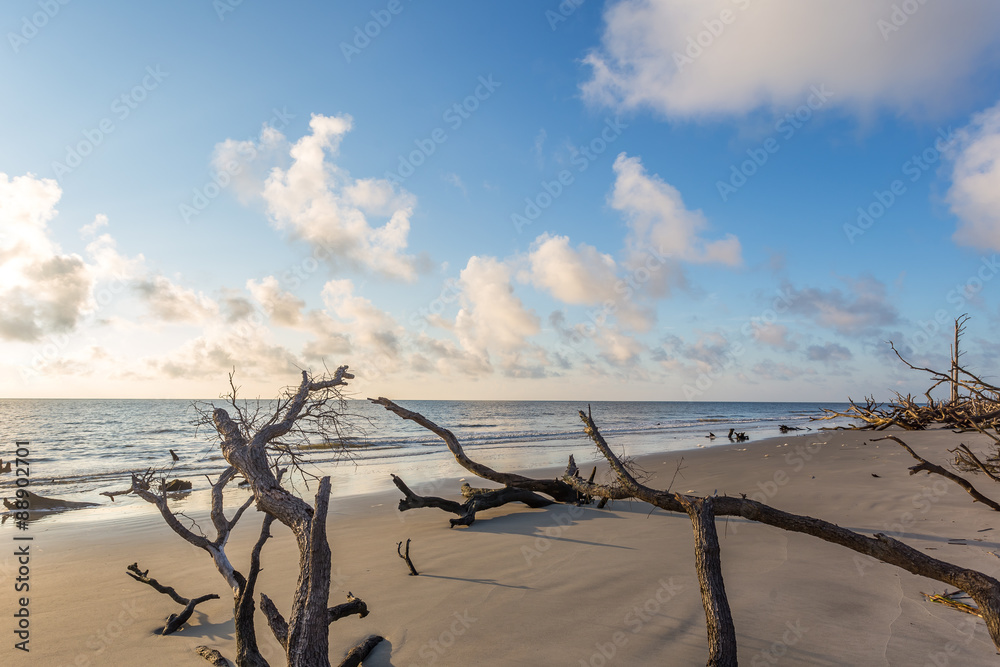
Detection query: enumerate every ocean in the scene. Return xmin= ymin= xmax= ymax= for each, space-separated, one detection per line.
xmin=0 ymin=399 xmax=855 ymax=507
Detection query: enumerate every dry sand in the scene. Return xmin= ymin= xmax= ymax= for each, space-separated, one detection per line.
xmin=3 ymin=427 xmax=1000 ymax=666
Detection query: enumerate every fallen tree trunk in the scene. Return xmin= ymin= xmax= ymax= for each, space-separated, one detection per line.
xmin=370 ymin=397 xmax=581 ymax=503
xmin=391 ymin=474 xmax=556 ymax=527
xmin=337 ymin=634 xmax=384 ymax=667
xmin=125 ymin=563 xmax=220 ymax=635
xmin=563 ymin=408 xmax=1000 ymax=654
xmin=874 ymin=435 xmax=1000 ymax=511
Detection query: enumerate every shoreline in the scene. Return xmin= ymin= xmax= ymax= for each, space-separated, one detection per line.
xmin=5 ymin=427 xmax=1000 ymax=665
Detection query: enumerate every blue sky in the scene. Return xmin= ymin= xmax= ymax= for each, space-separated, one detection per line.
xmin=2 ymin=0 xmax=1000 ymax=400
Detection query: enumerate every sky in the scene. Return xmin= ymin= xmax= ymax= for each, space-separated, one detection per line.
xmin=2 ymin=0 xmax=1000 ymax=401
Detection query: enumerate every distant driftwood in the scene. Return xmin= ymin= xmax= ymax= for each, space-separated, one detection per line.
xmin=3 ymin=490 xmax=97 ymax=511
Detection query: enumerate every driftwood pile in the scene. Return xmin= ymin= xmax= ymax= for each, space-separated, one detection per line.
xmin=369 ymin=394 xmax=1000 ymax=665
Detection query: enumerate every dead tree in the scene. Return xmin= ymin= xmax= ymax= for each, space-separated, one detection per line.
xmin=127 ymin=368 xmax=382 ymax=667
xmin=128 ymin=466 xmax=268 ymax=666
xmin=561 ymin=408 xmax=1000 ymax=659
xmin=370 ymin=397 xmax=630 ymax=526
xmin=210 ymin=368 xmax=383 ymax=667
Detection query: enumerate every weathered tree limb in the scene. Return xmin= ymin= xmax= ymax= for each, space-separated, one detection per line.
xmin=397 ymin=539 xmax=419 ymax=576
xmin=371 ymin=397 xmax=580 ymax=503
xmin=677 ymin=496 xmax=737 ymax=667
xmin=336 ymin=634 xmax=384 ymax=667
xmin=873 ymin=435 xmax=1000 ymax=511
xmin=564 ymin=409 xmax=1000 ymax=653
xmin=391 ymin=473 xmax=556 ymax=527
xmin=125 ymin=563 xmax=220 ymax=635
xmin=259 ymin=594 xmax=288 ymax=650
xmin=329 ymin=593 xmax=370 ymax=623
xmin=195 ymin=646 xmax=232 ymax=666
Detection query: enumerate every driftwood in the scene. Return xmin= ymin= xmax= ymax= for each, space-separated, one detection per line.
xmin=3 ymin=490 xmax=97 ymax=511
xmin=128 ymin=466 xmax=267 ymax=666
xmin=373 ymin=396 xmax=632 ymax=526
xmin=195 ymin=646 xmax=232 ymax=666
xmin=125 ymin=368 xmax=383 ymax=667
xmin=370 ymin=397 xmax=581 ymax=503
xmin=391 ymin=473 xmax=556 ymax=527
xmin=677 ymin=495 xmax=737 ymax=667
xmin=561 ymin=408 xmax=1000 ymax=657
xmin=337 ymin=635 xmax=385 ymax=667
xmin=873 ymin=435 xmax=1000 ymax=511
xmin=125 ymin=563 xmax=219 ymax=635
xmin=397 ymin=539 xmax=419 ymax=576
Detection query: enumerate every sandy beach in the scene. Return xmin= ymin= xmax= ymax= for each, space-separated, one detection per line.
xmin=3 ymin=427 xmax=999 ymax=666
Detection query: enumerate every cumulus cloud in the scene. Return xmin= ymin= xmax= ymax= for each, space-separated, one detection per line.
xmin=784 ymin=277 xmax=899 ymax=336
xmin=133 ymin=276 xmax=218 ymax=324
xmin=947 ymin=100 xmax=1000 ymax=250
xmin=261 ymin=114 xmax=420 ymax=280
xmin=454 ymin=256 xmax=541 ymax=372
xmin=80 ymin=214 xmax=108 ymax=238
xmin=583 ymin=0 xmax=1000 ymax=118
xmin=0 ymin=173 xmax=92 ymax=342
xmin=247 ymin=276 xmax=305 ymax=327
xmin=611 ymin=153 xmax=742 ymax=269
xmin=528 ymin=233 xmax=618 ymax=305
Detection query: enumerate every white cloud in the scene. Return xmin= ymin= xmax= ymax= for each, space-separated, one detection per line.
xmin=454 ymin=256 xmax=541 ymax=370
xmin=583 ymin=0 xmax=1000 ymax=117
xmin=247 ymin=276 xmax=305 ymax=327
xmin=261 ymin=114 xmax=420 ymax=280
xmin=80 ymin=214 xmax=108 ymax=238
xmin=0 ymin=173 xmax=92 ymax=342
xmin=528 ymin=233 xmax=618 ymax=305
xmin=947 ymin=100 xmax=1000 ymax=250
xmin=611 ymin=153 xmax=741 ymax=267
xmin=133 ymin=276 xmax=218 ymax=324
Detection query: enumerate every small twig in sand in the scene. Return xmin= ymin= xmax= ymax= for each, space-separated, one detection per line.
xmin=397 ymin=538 xmax=419 ymax=576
